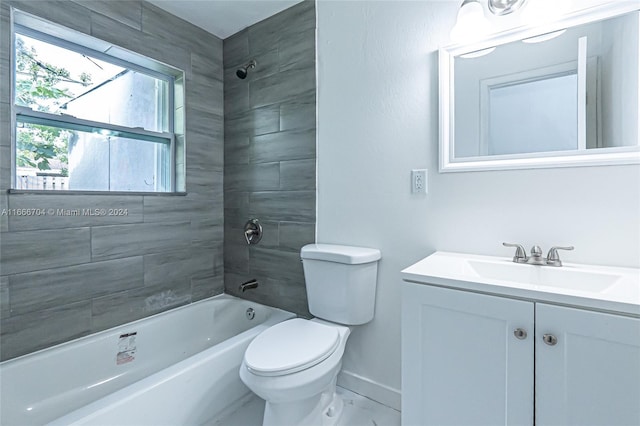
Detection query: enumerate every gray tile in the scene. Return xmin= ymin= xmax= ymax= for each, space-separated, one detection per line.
xmin=192 ymin=52 xmax=223 ymax=84
xmin=277 ymin=293 xmax=311 ymax=318
xmin=0 ymin=228 xmax=91 ymax=275
xmin=0 ymin=145 xmax=9 ymax=193
xmin=224 ymin=79 xmax=249 ymax=116
xmin=250 ymin=68 xmax=315 ymax=109
xmin=253 ymin=219 xmax=279 ymax=248
xmin=279 ymin=222 xmax=315 ymax=252
xmin=250 ymin=191 xmax=315 ymax=223
xmin=141 ymin=2 xmax=221 ymax=57
xmin=186 ymin=75 xmax=224 ymax=116
xmin=8 ymin=257 xmax=144 ymax=315
xmin=223 ymin=192 xmax=250 ymax=228
xmin=248 ymin=0 xmax=315 ymax=55
xmin=0 ymin=4 xmax=9 ymax=95
xmin=252 ymin=105 xmax=281 ymax=136
xmin=0 ymin=102 xmax=9 ymax=147
xmin=250 ymin=129 xmax=315 ymax=164
xmin=280 ymin=94 xmax=316 ymax=132
xmin=226 ymin=105 xmax=280 ymax=139
xmin=7 ymin=194 xmax=143 ymax=231
xmin=250 ymin=247 xmax=305 ymax=284
xmin=91 ymin=221 xmax=191 ymax=261
xmin=9 ymin=0 xmax=92 ymax=34
xmin=0 ymin=301 xmax=92 ymax=361
xmin=91 ymin=281 xmax=191 ymax=332
xmin=144 ymin=249 xmax=210 ymax=288
xmin=265 ymin=276 xmax=308 ymax=306
xmin=280 ymin=159 xmax=316 ymax=191
xmin=279 ymin=28 xmax=315 ymax=73
xmin=224 ymin=239 xmax=250 ymax=275
xmin=185 ymin=169 xmax=223 ymax=201
xmin=191 ymin=272 xmax=224 ymax=302
xmin=248 ymin=49 xmax=279 ymax=81
xmin=224 ymin=191 xmax=250 ymax=212
xmin=224 ymin=135 xmax=251 ymax=166
xmin=0 ymin=276 xmax=8 ymax=319
xmin=91 ymin=12 xmax=189 ymax=72
xmin=191 ymin=219 xmax=224 ymax=246
xmin=0 ymin=60 xmax=9 ymax=118
xmin=73 ymin=0 xmax=142 ymax=30
xmin=143 ymin=196 xmax=214 ymax=224
xmin=225 ymin=162 xmax=280 ymax=192
xmin=223 ymin=30 xmax=249 ymax=69
xmin=185 ymin=107 xmax=224 ymax=168
xmin=0 ymin=193 xmax=7 ymax=232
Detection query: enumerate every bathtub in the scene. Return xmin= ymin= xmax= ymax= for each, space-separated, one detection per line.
xmin=0 ymin=294 xmax=294 ymax=426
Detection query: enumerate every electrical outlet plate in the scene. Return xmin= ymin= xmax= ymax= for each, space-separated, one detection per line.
xmin=411 ymin=169 xmax=427 ymax=194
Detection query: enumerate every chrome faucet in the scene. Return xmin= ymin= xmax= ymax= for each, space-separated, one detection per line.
xmin=503 ymin=243 xmax=574 ymax=267
xmin=239 ymin=278 xmax=259 ymax=292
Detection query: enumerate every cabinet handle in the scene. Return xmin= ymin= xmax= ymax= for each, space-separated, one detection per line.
xmin=543 ymin=334 xmax=558 ymax=346
xmin=513 ymin=328 xmax=527 ymax=340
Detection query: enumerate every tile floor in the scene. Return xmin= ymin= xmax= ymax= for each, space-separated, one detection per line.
xmin=209 ymin=386 xmax=401 ymax=426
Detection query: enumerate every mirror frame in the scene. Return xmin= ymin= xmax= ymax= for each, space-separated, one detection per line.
xmin=439 ymin=2 xmax=640 ymax=173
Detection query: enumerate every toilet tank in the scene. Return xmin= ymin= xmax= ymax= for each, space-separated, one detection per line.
xmin=301 ymin=244 xmax=381 ymax=325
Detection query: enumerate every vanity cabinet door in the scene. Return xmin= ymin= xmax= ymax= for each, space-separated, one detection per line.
xmin=402 ymin=283 xmax=534 ymax=426
xmin=535 ymin=304 xmax=640 ymax=426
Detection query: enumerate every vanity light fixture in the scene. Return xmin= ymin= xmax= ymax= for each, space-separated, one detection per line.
xmin=450 ymin=0 xmax=490 ymax=43
xmin=451 ymin=0 xmax=528 ymax=43
xmin=487 ymin=0 xmax=527 ymax=16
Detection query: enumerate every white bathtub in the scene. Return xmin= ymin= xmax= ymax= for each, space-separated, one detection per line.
xmin=0 ymin=294 xmax=294 ymax=426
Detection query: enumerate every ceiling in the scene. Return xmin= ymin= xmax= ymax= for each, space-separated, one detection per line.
xmin=147 ymin=0 xmax=305 ymax=39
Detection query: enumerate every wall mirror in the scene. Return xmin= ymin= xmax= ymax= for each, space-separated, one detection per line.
xmin=439 ymin=3 xmax=640 ymax=172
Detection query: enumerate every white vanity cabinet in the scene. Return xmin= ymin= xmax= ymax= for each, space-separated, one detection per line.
xmin=402 ymin=282 xmax=640 ymax=426
xmin=535 ymin=303 xmax=640 ymax=426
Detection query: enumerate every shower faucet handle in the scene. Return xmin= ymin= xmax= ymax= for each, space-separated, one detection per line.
xmin=502 ymin=242 xmax=528 ymax=263
xmin=243 ymin=218 xmax=263 ymax=245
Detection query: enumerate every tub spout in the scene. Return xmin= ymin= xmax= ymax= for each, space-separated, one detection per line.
xmin=239 ymin=279 xmax=259 ymax=292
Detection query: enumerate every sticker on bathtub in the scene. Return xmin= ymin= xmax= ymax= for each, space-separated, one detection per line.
xmin=117 ymin=332 xmax=137 ymax=365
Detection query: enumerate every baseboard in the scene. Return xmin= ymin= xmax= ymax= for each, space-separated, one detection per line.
xmin=337 ymin=370 xmax=401 ymax=411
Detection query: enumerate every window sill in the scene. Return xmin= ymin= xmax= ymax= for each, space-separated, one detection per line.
xmin=7 ymin=189 xmax=187 ymax=196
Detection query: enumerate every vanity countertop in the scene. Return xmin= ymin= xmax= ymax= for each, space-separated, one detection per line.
xmin=401 ymin=251 xmax=640 ymax=316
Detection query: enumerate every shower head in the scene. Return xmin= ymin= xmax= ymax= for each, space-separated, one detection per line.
xmin=236 ymin=59 xmax=257 ymax=79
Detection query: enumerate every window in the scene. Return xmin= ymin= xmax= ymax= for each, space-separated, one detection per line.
xmin=12 ymin=12 xmax=183 ymax=192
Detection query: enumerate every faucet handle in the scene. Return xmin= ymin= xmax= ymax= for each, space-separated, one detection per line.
xmin=546 ymin=246 xmax=574 ymax=267
xmin=503 ymin=242 xmax=528 ymax=263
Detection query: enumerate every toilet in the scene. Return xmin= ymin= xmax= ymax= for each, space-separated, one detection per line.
xmin=239 ymin=243 xmax=381 ymax=426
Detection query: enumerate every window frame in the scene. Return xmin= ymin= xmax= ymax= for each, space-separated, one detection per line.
xmin=11 ymin=14 xmax=180 ymax=193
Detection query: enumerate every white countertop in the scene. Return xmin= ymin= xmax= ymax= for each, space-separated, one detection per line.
xmin=401 ymin=251 xmax=640 ymax=316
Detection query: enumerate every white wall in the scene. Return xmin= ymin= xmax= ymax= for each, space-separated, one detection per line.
xmin=316 ymin=0 xmax=640 ymax=410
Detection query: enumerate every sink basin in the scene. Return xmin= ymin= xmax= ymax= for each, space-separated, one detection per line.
xmin=467 ymin=259 xmax=620 ymax=292
xmin=401 ymin=251 xmax=640 ymax=315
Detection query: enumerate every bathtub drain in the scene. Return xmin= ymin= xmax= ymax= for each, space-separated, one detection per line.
xmin=246 ymin=308 xmax=255 ymax=320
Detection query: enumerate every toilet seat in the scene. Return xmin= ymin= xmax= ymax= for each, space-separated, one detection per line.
xmin=245 ymin=319 xmax=340 ymax=377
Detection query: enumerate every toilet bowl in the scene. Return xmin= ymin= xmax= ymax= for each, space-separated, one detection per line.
xmin=239 ymin=244 xmax=381 ymax=426
xmin=240 ymin=318 xmax=351 ymax=426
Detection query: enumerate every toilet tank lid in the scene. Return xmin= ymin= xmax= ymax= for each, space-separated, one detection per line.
xmin=301 ymin=244 xmax=381 ymax=264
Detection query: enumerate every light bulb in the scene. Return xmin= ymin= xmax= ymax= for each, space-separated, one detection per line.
xmin=450 ymin=1 xmax=491 ymax=44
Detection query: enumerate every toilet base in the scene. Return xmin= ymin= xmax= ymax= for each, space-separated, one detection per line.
xmin=262 ymin=379 xmax=344 ymax=426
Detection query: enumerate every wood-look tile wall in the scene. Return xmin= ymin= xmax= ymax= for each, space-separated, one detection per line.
xmin=223 ymin=0 xmax=316 ymax=317
xmin=0 ymin=0 xmax=224 ymax=361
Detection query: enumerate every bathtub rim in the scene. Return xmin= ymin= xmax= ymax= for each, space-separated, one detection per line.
xmin=0 ymin=292 xmax=294 ymax=365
